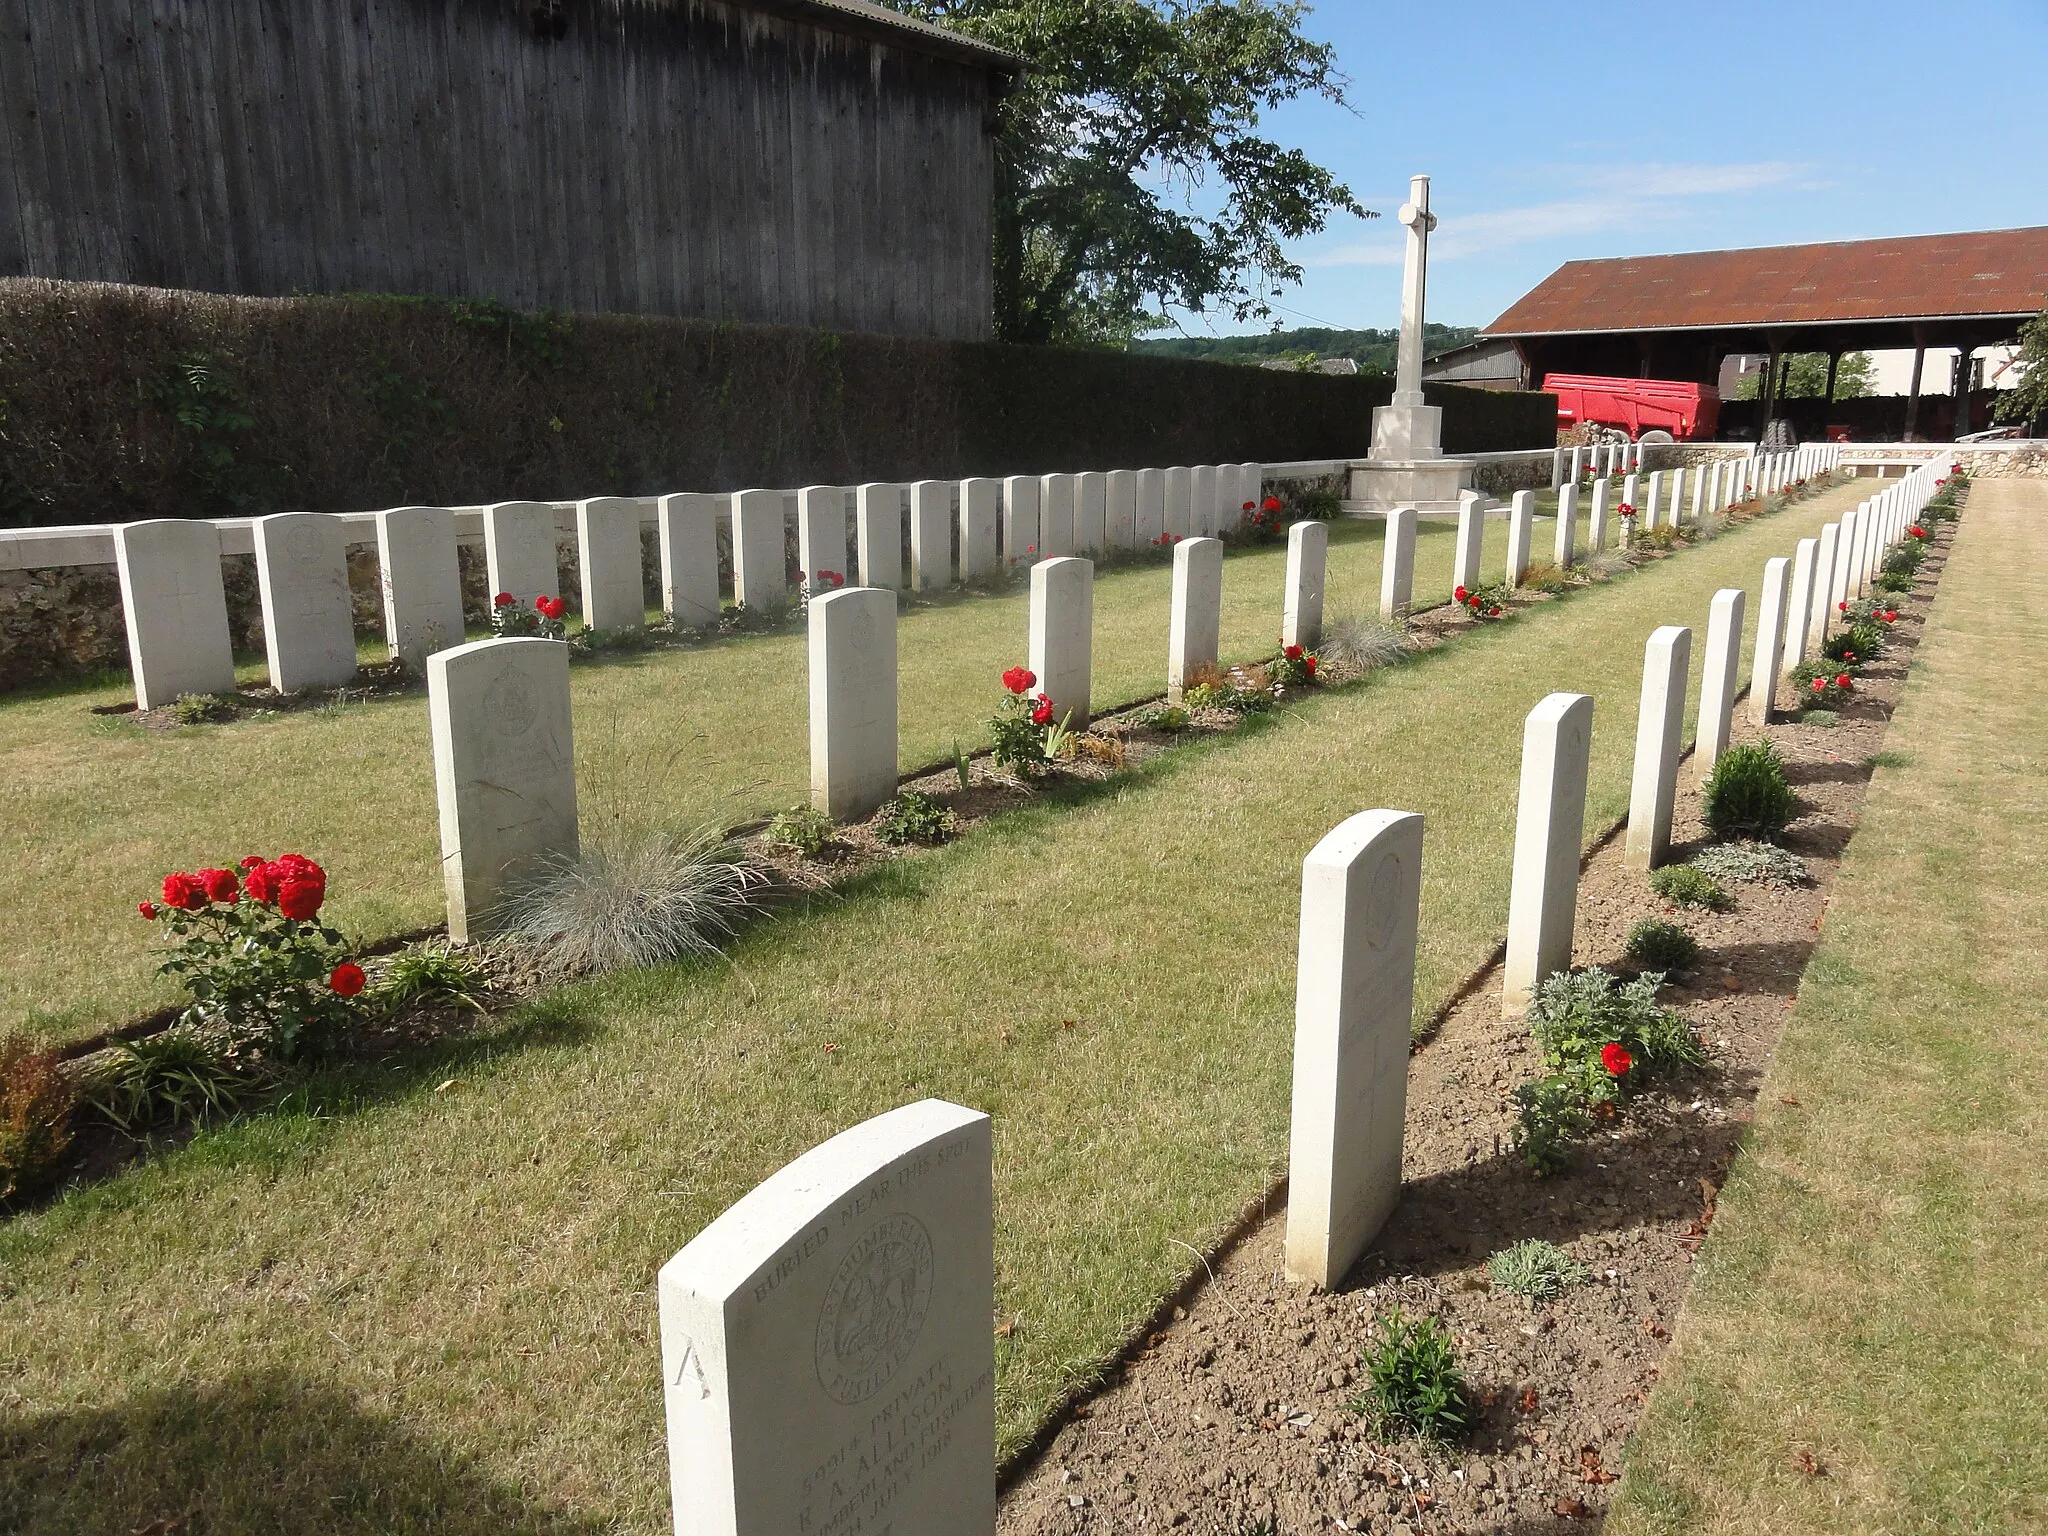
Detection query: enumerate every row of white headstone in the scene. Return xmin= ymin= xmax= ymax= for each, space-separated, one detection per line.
xmin=107 ymin=464 xmax=1267 ymax=713
xmin=1548 ymin=441 xmax=1842 ymax=495
xmin=637 ymin=451 xmax=1943 ymax=1536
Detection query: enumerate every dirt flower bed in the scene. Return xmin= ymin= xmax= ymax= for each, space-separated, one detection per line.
xmin=995 ymin=514 xmax=1954 ymax=1536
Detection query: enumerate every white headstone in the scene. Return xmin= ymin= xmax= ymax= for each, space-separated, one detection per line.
xmin=1748 ymin=556 xmax=1791 ymax=727
xmin=1567 ymin=446 xmax=1584 ymax=484
xmin=428 ymin=636 xmax=577 ymax=943
xmin=958 ymin=479 xmax=999 ymax=581
xmin=577 ymin=497 xmax=646 ymax=633
xmin=377 ymin=505 xmax=466 ymax=670
xmin=1550 ymin=447 xmax=1565 ymax=490
xmin=660 ymin=493 xmax=722 ymax=629
xmin=1028 ymin=556 xmax=1093 ymax=731
xmin=910 ymin=481 xmax=952 ymax=593
xmin=1134 ymin=468 xmax=1166 ymax=548
xmin=1038 ymin=473 xmax=1076 ymax=558
xmin=1668 ymin=466 xmax=1688 ymax=527
xmin=1689 ymin=463 xmax=1707 ymax=523
xmin=1826 ymin=514 xmax=1856 ymax=617
xmin=1166 ymin=536 xmax=1224 ymax=703
xmin=798 ymin=486 xmax=849 ymax=591
xmin=1190 ymin=465 xmax=1218 ymax=538
xmin=1554 ymin=483 xmax=1579 ymax=569
xmin=1622 ymin=473 xmax=1640 ymax=521
xmin=1588 ymin=477 xmax=1611 ymax=553
xmin=1846 ymin=508 xmax=1871 ymax=601
xmin=1624 ymin=625 xmax=1693 ymax=871
xmin=1695 ymin=589 xmax=1746 ymax=786
xmin=1283 ymin=808 xmax=1425 ymax=1289
xmin=1807 ymin=523 xmax=1841 ymax=653
xmin=1705 ymin=460 xmax=1724 ymax=513
xmin=1451 ymin=495 xmax=1484 ymax=599
xmin=114 ymin=518 xmax=236 ymax=710
xmin=1504 ymin=490 xmax=1536 ymax=588
xmin=1242 ymin=464 xmax=1266 ymax=524
xmin=1105 ymin=470 xmax=1137 ymax=550
xmin=858 ymin=484 xmax=905 ymax=590
xmin=1781 ymin=537 xmax=1819 ymax=671
xmin=1163 ymin=467 xmax=1192 ymax=539
xmin=253 ymin=511 xmax=357 ymax=692
xmin=658 ymin=1099 xmax=995 ymax=1536
xmin=1075 ymin=471 xmax=1106 ymax=554
xmin=1380 ymin=507 xmax=1417 ymax=619
xmin=484 ymin=501 xmax=560 ymax=609
xmin=1502 ymin=692 xmax=1594 ymax=1016
xmin=809 ymin=586 xmax=898 ymax=821
xmin=1001 ymin=476 xmax=1039 ymax=566
xmin=1283 ymin=520 xmax=1328 ymax=650
xmin=733 ymin=489 xmax=788 ymax=612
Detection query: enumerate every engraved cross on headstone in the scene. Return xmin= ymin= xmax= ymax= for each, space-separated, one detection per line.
xmin=1393 ymin=174 xmax=1437 ymax=408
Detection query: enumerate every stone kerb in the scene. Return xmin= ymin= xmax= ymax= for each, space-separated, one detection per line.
xmin=1164 ymin=467 xmax=1192 ymax=539
xmin=1283 ymin=520 xmax=1328 ymax=650
xmin=484 ymin=501 xmax=561 ymax=609
xmin=1807 ymin=523 xmax=1841 ymax=654
xmin=428 ymin=637 xmax=577 ymax=944
xmin=910 ymin=481 xmax=952 ymax=593
xmin=1502 ymin=692 xmax=1594 ymax=1017
xmin=376 ymin=506 xmax=466 ymax=671
xmin=1695 ymin=589 xmax=1746 ymax=784
xmin=959 ymin=479 xmax=999 ymax=580
xmin=1624 ymin=625 xmax=1693 ymax=871
xmin=1554 ymin=483 xmax=1579 ymax=569
xmin=1504 ymin=491 xmax=1536 ymax=589
xmin=798 ymin=486 xmax=849 ymax=590
xmin=1166 ymin=536 xmax=1224 ymax=703
xmin=114 ymin=518 xmax=236 ymax=710
xmin=1782 ymin=537 xmax=1819 ymax=672
xmin=1191 ymin=465 xmax=1218 ymax=538
xmin=1135 ymin=468 xmax=1165 ymax=547
xmin=253 ymin=511 xmax=357 ymax=692
xmin=1001 ymin=476 xmax=1039 ymax=565
xmin=1451 ymin=494 xmax=1484 ymax=598
xmin=577 ymin=497 xmax=647 ymax=633
xmin=1748 ymin=556 xmax=1791 ymax=727
xmin=1105 ymin=470 xmax=1137 ymax=550
xmin=809 ymin=586 xmax=899 ymax=822
xmin=1075 ymin=471 xmax=1107 ymax=554
xmin=858 ymin=484 xmax=906 ymax=591
xmin=658 ymin=1098 xmax=995 ymax=1536
xmin=1028 ymin=556 xmax=1093 ymax=731
xmin=1379 ymin=507 xmax=1417 ymax=619
xmin=659 ymin=494 xmax=722 ymax=630
xmin=733 ymin=490 xmax=788 ymax=612
xmin=1038 ymin=473 xmax=1077 ymax=558
xmin=1283 ymin=808 xmax=1425 ymax=1289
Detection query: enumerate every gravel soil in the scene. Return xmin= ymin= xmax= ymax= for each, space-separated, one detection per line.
xmin=995 ymin=516 xmax=1956 ymax=1536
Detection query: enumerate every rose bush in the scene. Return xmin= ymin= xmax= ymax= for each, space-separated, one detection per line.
xmin=491 ymin=594 xmax=569 ymax=641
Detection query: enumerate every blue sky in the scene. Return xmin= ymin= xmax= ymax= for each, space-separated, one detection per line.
xmin=1164 ymin=0 xmax=2048 ymax=338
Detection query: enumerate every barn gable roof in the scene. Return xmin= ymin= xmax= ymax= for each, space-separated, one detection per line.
xmin=1485 ymin=227 xmax=2048 ymax=337
xmin=724 ymin=0 xmax=1024 ymax=72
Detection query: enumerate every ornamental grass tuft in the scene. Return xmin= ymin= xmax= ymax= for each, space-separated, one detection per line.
xmin=1703 ymin=740 xmax=1797 ymax=839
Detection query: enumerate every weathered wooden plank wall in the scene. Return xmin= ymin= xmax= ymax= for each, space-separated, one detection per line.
xmin=0 ymin=0 xmax=998 ymax=338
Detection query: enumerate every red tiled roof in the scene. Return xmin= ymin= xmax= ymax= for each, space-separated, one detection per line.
xmin=1485 ymin=227 xmax=2048 ymax=336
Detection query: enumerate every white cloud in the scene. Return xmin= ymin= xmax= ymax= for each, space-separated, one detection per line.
xmin=1304 ymin=161 xmax=1816 ymax=268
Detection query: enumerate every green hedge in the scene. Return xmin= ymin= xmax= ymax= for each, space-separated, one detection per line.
xmin=0 ymin=280 xmax=1554 ymax=526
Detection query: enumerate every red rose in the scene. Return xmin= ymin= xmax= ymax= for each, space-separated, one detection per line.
xmin=493 ymin=592 xmax=516 ymax=608
xmin=138 ymin=901 xmax=158 ymax=920
xmin=1838 ymin=601 xmax=1849 ymax=612
xmin=198 ymin=867 xmax=239 ymax=903
xmin=161 ymin=872 xmax=207 ymax=911
xmin=536 ymin=595 xmax=566 ymax=620
xmin=1601 ymin=1042 xmax=1633 ymax=1076
xmin=1811 ymin=677 xmax=1827 ymax=691
xmin=1618 ymin=504 xmax=1634 ymax=515
xmin=238 ymin=855 xmax=266 ymax=872
xmin=1030 ymin=696 xmax=1055 ymax=726
xmin=1835 ymin=673 xmax=1853 ymax=689
xmin=1242 ymin=501 xmax=1255 ymax=512
xmin=1026 ymin=545 xmax=1036 ymax=555
xmin=1002 ymin=666 xmax=1036 ymax=695
xmin=1262 ymin=496 xmax=1282 ymax=513
xmin=243 ymin=861 xmax=279 ymax=903
xmin=1304 ymin=655 xmax=1318 ymax=676
xmin=1488 ymin=606 xmax=1503 ymax=617
xmin=1842 ymin=650 xmax=1855 ymax=661
xmin=1284 ymin=644 xmax=1304 ymax=661
xmin=328 ymin=961 xmax=367 ymax=998
xmin=278 ymin=878 xmax=324 ymax=922
xmin=1454 ymin=586 xmax=1469 ymax=603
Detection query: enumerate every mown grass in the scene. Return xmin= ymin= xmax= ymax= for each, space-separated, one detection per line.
xmin=0 ymin=484 xmax=1864 ymax=1535
xmin=1613 ymin=479 xmax=2048 ymax=1535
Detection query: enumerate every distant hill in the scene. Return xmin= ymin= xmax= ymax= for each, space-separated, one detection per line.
xmin=1134 ymin=324 xmax=1481 ymax=373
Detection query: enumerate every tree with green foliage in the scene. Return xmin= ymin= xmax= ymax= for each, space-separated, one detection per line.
xmin=1136 ymin=322 xmax=1479 ymax=371
xmin=1730 ymin=351 xmax=1876 ymax=401
xmin=890 ymin=1 xmax=1366 ymax=346
xmin=1994 ymin=310 xmax=2048 ymax=425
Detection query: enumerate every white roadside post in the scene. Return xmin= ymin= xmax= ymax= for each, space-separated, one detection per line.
xmin=428 ymin=636 xmax=577 ymax=943
xmin=1166 ymin=536 xmax=1224 ymax=703
xmin=114 ymin=518 xmax=237 ymax=710
xmin=1283 ymin=808 xmax=1426 ymax=1289
xmin=1748 ymin=556 xmax=1791 ymax=727
xmin=658 ymin=1100 xmax=995 ymax=1536
xmin=376 ymin=505 xmax=466 ymax=670
xmin=659 ymin=493 xmax=722 ymax=630
xmin=1028 ymin=556 xmax=1093 ymax=732
xmin=1379 ymin=507 xmax=1417 ymax=619
xmin=253 ymin=510 xmax=358 ymax=691
xmin=1695 ymin=588 xmax=1747 ymax=784
xmin=808 ymin=586 xmax=898 ymax=821
xmin=1283 ymin=519 xmax=1329 ymax=650
xmin=1502 ymin=692 xmax=1595 ymax=1017
xmin=1624 ymin=625 xmax=1693 ymax=870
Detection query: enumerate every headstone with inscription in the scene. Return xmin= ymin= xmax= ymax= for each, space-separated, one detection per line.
xmin=1283 ymin=519 xmax=1328 ymax=651
xmin=484 ymin=501 xmax=561 ymax=609
xmin=253 ymin=511 xmax=357 ymax=691
xmin=1166 ymin=536 xmax=1224 ymax=703
xmin=1001 ymin=477 xmax=1039 ymax=565
xmin=958 ymin=480 xmax=999 ymax=580
xmin=660 ymin=494 xmax=722 ymax=630
xmin=1028 ymin=557 xmax=1093 ymax=731
xmin=910 ymin=482 xmax=952 ymax=592
xmin=1135 ymin=468 xmax=1166 ymax=547
xmin=733 ymin=490 xmax=788 ymax=611
xmin=577 ymin=497 xmax=647 ymax=633
xmin=377 ymin=506 xmax=466 ymax=670
xmin=1502 ymin=692 xmax=1594 ymax=1016
xmin=114 ymin=518 xmax=236 ymax=710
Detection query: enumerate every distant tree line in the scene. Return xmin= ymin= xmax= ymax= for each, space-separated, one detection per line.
xmin=1134 ymin=323 xmax=1480 ymax=373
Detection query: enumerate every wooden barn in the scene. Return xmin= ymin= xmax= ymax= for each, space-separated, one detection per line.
xmin=0 ymin=0 xmax=1019 ymax=339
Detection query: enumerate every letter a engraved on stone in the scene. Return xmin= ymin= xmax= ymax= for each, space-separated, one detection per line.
xmin=673 ymin=1336 xmax=710 ymax=1399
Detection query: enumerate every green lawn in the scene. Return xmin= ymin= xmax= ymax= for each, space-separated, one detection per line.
xmin=8 ymin=513 xmax=1554 ymax=1043
xmin=1613 ymin=478 xmax=2048 ymax=1535
xmin=0 ymin=482 xmax=1866 ymax=1536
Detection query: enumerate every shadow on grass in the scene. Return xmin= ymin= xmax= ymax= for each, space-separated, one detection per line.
xmin=0 ymin=1370 xmax=609 ymax=1536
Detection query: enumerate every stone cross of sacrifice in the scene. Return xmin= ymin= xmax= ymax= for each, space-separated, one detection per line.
xmin=1392 ymin=174 xmax=1438 ymax=408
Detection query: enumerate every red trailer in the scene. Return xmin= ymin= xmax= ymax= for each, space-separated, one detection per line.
xmin=1543 ymin=373 xmax=1721 ymax=441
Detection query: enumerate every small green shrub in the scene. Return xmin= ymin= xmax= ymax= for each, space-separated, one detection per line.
xmin=1790 ymin=659 xmax=1856 ymax=709
xmin=1530 ymin=967 xmax=1706 ymax=1072
xmin=85 ymin=1028 xmax=255 ymax=1132
xmin=1693 ymin=841 xmax=1808 ymax=888
xmin=374 ymin=944 xmax=491 ymax=1015
xmin=171 ymin=692 xmax=239 ymax=724
xmin=952 ymin=739 xmax=971 ymax=791
xmin=768 ymin=805 xmax=835 ymax=857
xmin=1626 ymin=918 xmax=1699 ymax=971
xmin=1799 ymin=706 xmax=1839 ymax=726
xmin=1296 ymin=487 xmax=1343 ymax=520
xmin=874 ymin=791 xmax=956 ymax=846
xmin=1452 ymin=583 xmax=1512 ymax=620
xmin=1874 ymin=569 xmax=1913 ymax=593
xmin=1883 ymin=542 xmax=1926 ymax=576
xmin=0 ymin=1039 xmax=76 ymax=1202
xmin=1512 ymin=1074 xmax=1593 ymax=1176
xmin=1648 ymin=864 xmax=1730 ymax=911
xmin=1488 ymin=1239 xmax=1590 ymax=1304
xmin=1350 ymin=1308 xmax=1470 ymax=1442
xmin=1141 ymin=705 xmax=1191 ymax=733
xmin=1703 ymin=740 xmax=1797 ymax=839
